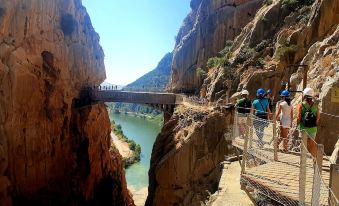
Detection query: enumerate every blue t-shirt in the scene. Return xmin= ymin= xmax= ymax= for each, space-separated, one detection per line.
xmin=252 ymin=98 xmax=269 ymax=115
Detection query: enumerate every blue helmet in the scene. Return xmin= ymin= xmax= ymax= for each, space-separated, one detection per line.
xmin=256 ymin=88 xmax=265 ymax=97
xmin=280 ymin=90 xmax=290 ymax=97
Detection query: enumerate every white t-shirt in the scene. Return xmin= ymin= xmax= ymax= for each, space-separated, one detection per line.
xmin=279 ymin=101 xmax=292 ymax=128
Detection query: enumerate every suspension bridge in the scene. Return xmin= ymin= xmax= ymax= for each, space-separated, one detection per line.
xmin=232 ymin=112 xmax=339 ymax=206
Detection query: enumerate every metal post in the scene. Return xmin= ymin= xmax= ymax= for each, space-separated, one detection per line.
xmin=299 ymin=131 xmax=308 ymax=206
xmin=233 ymin=111 xmax=238 ymax=140
xmin=311 ymin=144 xmax=324 ymax=206
xmin=273 ymin=114 xmax=278 ymax=161
xmin=329 ymin=164 xmax=339 ymax=206
xmin=241 ymin=115 xmax=251 ymax=175
xmin=248 ymin=117 xmax=253 ymax=149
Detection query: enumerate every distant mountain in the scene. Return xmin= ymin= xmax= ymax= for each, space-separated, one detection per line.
xmin=124 ymin=52 xmax=173 ymax=92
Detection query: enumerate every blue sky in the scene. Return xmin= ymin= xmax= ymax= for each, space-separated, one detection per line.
xmin=82 ymin=0 xmax=191 ymax=85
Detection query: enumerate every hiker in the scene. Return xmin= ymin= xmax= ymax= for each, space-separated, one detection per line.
xmin=236 ymin=90 xmax=251 ymax=114
xmin=251 ymin=88 xmax=272 ymax=147
xmin=265 ymin=89 xmax=274 ymax=112
xmin=235 ymin=90 xmax=251 ymax=137
xmin=276 ymin=90 xmax=293 ymax=152
xmin=297 ymin=88 xmax=320 ymax=139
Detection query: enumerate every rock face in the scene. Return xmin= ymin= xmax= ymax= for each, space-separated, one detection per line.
xmin=169 ymin=0 xmax=263 ymax=93
xmin=171 ymin=0 xmax=339 ymax=154
xmin=146 ymin=105 xmax=234 ymax=206
xmin=0 ymin=0 xmax=133 ymax=205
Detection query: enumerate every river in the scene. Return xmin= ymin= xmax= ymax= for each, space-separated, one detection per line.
xmin=109 ymin=112 xmax=162 ymax=204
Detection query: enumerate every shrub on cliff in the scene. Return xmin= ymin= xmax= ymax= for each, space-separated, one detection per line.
xmin=275 ymin=44 xmax=298 ymax=60
xmin=219 ymin=40 xmax=234 ymax=56
xmin=234 ymin=46 xmax=256 ymax=65
xmin=206 ymin=56 xmax=230 ymax=69
xmin=281 ymin=0 xmax=314 ymax=11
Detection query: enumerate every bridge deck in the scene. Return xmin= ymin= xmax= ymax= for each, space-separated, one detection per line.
xmin=91 ymin=90 xmax=182 ymax=105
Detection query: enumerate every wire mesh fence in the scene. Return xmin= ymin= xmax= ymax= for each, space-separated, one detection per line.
xmin=232 ymin=110 xmax=339 ymax=206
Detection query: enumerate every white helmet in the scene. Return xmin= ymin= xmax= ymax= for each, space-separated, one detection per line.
xmin=303 ymin=88 xmax=314 ymax=97
xmin=241 ymin=90 xmax=249 ymax=95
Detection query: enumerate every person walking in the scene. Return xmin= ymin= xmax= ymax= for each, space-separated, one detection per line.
xmin=297 ymin=88 xmax=320 ymax=139
xmin=265 ymin=89 xmax=274 ymax=112
xmin=236 ymin=90 xmax=251 ymax=114
xmin=251 ymin=88 xmax=272 ymax=148
xmin=276 ymin=90 xmax=293 ymax=152
xmin=235 ymin=90 xmax=251 ymax=137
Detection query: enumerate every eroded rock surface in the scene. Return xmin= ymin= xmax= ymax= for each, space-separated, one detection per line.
xmin=0 ymin=0 xmax=133 ymax=205
xmin=146 ymin=105 xmax=234 ymax=206
xmin=169 ymin=0 xmax=263 ymax=93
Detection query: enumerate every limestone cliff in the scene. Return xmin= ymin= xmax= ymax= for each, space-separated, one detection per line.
xmin=0 ymin=0 xmax=133 ymax=205
xmin=169 ymin=0 xmax=264 ymax=93
xmin=145 ymin=105 xmax=234 ymax=206
xmin=171 ymin=0 xmax=339 ymax=153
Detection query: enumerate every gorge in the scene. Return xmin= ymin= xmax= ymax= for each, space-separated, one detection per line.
xmin=1 ymin=0 xmax=339 ymax=206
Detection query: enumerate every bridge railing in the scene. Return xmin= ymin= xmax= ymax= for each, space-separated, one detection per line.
xmin=232 ymin=110 xmax=339 ymax=206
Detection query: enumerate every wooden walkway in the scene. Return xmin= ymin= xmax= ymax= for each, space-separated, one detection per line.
xmin=233 ymin=136 xmax=331 ymax=205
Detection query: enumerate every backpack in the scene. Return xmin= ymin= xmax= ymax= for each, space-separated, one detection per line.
xmin=302 ymin=103 xmax=317 ymax=128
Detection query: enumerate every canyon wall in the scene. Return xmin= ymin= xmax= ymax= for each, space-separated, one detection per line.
xmin=146 ymin=105 xmax=234 ymax=206
xmin=169 ymin=0 xmax=263 ymax=93
xmin=171 ymin=0 xmax=339 ymax=154
xmin=0 ymin=0 xmax=133 ymax=205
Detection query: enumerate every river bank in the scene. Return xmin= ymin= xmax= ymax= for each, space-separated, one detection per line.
xmin=111 ymin=132 xmax=133 ymax=159
xmin=109 ymin=112 xmax=162 ymax=206
xmin=111 ymin=121 xmax=141 ymax=167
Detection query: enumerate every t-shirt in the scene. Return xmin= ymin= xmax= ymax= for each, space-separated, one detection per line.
xmin=252 ymin=98 xmax=269 ymax=116
xmin=279 ymin=101 xmax=292 ymax=120
xmin=236 ymin=98 xmax=251 ymax=113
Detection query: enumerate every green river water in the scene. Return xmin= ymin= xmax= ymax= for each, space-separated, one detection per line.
xmin=109 ymin=113 xmax=162 ymax=190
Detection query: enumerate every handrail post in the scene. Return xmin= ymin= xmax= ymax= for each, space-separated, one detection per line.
xmin=248 ymin=115 xmax=253 ymax=149
xmin=299 ymin=131 xmax=307 ymax=206
xmin=233 ymin=111 xmax=238 ymax=140
xmin=311 ymin=144 xmax=324 ymax=206
xmin=273 ymin=115 xmax=278 ymax=161
xmin=241 ymin=115 xmax=251 ymax=175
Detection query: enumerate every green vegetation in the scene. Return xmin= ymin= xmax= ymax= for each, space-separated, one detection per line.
xmin=234 ymin=46 xmax=256 ymax=65
xmin=196 ymin=67 xmax=207 ymax=79
xmin=275 ymin=43 xmax=298 ymax=60
xmin=111 ymin=120 xmax=141 ymax=167
xmin=206 ymin=56 xmax=230 ymax=69
xmin=255 ymin=40 xmax=269 ymax=52
xmin=219 ymin=40 xmax=234 ymax=56
xmin=281 ymin=0 xmax=314 ymax=11
xmin=263 ymin=0 xmax=273 ymax=5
